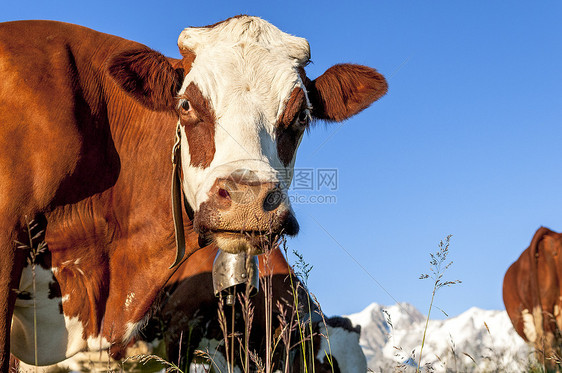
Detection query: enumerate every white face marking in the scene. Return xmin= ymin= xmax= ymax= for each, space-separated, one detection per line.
xmin=317 ymin=324 xmax=368 ymax=373
xmin=177 ymin=16 xmax=310 ymax=211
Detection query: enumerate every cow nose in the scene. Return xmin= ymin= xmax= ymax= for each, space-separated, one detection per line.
xmin=217 ymin=178 xmax=284 ymax=212
xmin=212 ymin=169 xmax=286 ymax=212
xmin=191 ymin=168 xmax=302 ymax=239
xmin=281 ymin=210 xmax=299 ymax=235
xmin=194 ymin=171 xmax=300 ymax=239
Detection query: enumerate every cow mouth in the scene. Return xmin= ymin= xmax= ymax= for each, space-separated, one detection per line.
xmin=198 ymin=229 xmax=281 ymax=255
xmin=193 ymin=210 xmax=299 ymax=254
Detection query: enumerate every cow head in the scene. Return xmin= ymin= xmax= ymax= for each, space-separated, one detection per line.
xmin=109 ymin=16 xmax=387 ymax=254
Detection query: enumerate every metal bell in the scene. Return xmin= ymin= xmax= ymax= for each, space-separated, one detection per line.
xmin=212 ymin=250 xmax=259 ymax=305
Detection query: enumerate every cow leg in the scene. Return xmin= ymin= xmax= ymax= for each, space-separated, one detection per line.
xmin=0 ymin=226 xmax=26 ymax=371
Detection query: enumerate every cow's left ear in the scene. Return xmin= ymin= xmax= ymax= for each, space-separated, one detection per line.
xmin=108 ymin=48 xmax=184 ymax=112
xmin=306 ymin=64 xmax=387 ymax=122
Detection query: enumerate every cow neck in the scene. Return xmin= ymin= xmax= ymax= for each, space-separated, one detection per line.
xmin=44 ymin=75 xmax=198 ymax=347
xmin=104 ymin=82 xmax=196 ymax=269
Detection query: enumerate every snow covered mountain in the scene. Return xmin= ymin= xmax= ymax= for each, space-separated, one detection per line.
xmin=19 ymin=301 xmax=531 ymax=372
xmin=347 ymin=303 xmax=531 ymax=372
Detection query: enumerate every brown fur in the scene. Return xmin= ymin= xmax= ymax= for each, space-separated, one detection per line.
xmin=179 ymin=83 xmax=217 ymax=168
xmin=108 ymin=48 xmax=183 ymax=112
xmin=503 ymin=227 xmax=562 ymax=368
xmin=276 ymin=87 xmax=307 ymax=166
xmin=306 ymin=64 xmax=388 ymax=122
xmin=0 ymin=20 xmax=200 ymax=368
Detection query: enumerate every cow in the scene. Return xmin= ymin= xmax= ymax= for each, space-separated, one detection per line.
xmin=140 ymin=244 xmax=367 ymax=373
xmin=503 ymin=227 xmax=562 ymax=369
xmin=0 ymin=15 xmax=387 ymax=370
xmin=29 ymin=245 xmax=366 ymax=372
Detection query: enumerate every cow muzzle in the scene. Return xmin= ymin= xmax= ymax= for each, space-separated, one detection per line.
xmin=193 ymin=169 xmax=299 ymax=254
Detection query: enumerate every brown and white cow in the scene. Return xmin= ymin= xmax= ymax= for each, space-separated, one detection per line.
xmin=15 ymin=246 xmax=365 ymax=372
xmin=0 ymin=16 xmax=386 ymax=369
xmin=143 ymin=245 xmax=367 ymax=373
xmin=503 ymin=227 xmax=562 ymax=368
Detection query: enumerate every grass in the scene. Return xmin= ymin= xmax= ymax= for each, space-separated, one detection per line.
xmin=12 ymin=231 xmax=552 ymax=373
xmin=201 ymin=236 xmax=331 ymax=373
xmin=15 ymin=217 xmax=48 ymax=372
xmin=120 ymin=235 xmax=331 ymax=373
xmin=372 ymin=235 xmax=544 ymax=373
xmin=416 ymin=235 xmax=461 ymax=372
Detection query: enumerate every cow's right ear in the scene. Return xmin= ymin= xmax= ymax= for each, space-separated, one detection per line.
xmin=108 ymin=48 xmax=184 ymax=112
xmin=306 ymin=64 xmax=388 ymax=122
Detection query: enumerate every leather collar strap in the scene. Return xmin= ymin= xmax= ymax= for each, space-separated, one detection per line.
xmin=170 ymin=124 xmax=186 ymax=269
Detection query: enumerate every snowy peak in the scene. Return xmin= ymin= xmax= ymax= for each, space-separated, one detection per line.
xmin=346 ymin=303 xmax=530 ymax=372
xmin=348 ymin=302 xmax=424 ymax=330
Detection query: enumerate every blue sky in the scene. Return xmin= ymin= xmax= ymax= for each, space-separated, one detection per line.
xmin=3 ymin=1 xmax=562 ymax=320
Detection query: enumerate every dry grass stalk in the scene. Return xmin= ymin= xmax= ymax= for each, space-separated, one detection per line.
xmin=15 ymin=216 xmax=47 ymax=372
xmin=417 ymin=235 xmax=460 ymax=373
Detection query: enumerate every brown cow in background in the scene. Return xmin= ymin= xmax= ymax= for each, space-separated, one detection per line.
xmin=503 ymin=227 xmax=562 ymax=369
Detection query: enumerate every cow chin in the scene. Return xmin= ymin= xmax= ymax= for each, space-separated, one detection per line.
xmin=213 ymin=233 xmax=268 ymax=255
xmin=193 ymin=211 xmax=300 ymax=255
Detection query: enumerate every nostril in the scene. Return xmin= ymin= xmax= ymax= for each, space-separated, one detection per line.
xmin=263 ymin=189 xmax=284 ymax=212
xmin=282 ymin=212 xmax=300 ymax=236
xmin=218 ymin=188 xmax=231 ymax=200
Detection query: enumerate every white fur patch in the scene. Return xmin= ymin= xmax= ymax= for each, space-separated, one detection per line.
xmin=11 ymin=266 xmax=92 ymax=365
xmin=124 ymin=321 xmax=140 ymax=342
xmin=215 ymin=235 xmax=252 ymax=254
xmin=316 ymin=324 xmax=368 ymax=373
xmin=522 ymin=308 xmax=537 ymax=343
xmin=177 ymin=16 xmax=310 ymax=211
xmin=125 ymin=292 xmax=135 ymax=309
xmin=11 ymin=265 xmax=110 ymax=365
xmin=86 ymin=332 xmax=111 ymax=351
xmin=123 ymin=310 xmax=153 ymax=343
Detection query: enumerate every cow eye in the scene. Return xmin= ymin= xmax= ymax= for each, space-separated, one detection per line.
xmin=296 ymin=110 xmax=310 ymax=127
xmin=179 ymin=100 xmax=192 ymax=114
